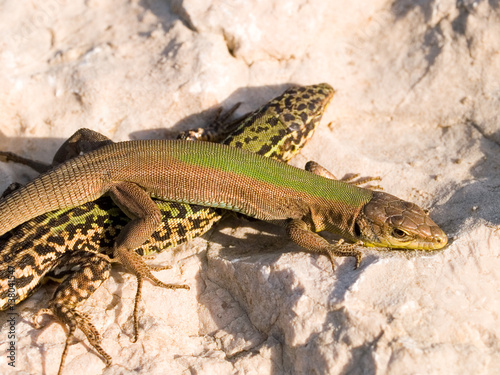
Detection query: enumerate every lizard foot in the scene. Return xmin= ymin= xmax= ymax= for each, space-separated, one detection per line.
xmin=32 ymin=253 xmax=113 ymax=374
xmin=33 ymin=304 xmax=112 ymax=375
xmin=114 ymin=245 xmax=189 ymax=342
xmin=325 ymin=240 xmax=365 ymax=270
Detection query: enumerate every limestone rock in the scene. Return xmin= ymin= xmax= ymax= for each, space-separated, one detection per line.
xmin=0 ymin=1 xmax=499 ymax=374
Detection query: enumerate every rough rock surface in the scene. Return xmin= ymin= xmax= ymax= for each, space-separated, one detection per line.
xmin=0 ymin=1 xmax=499 ymax=374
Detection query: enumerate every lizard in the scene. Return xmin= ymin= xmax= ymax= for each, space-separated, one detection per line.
xmin=0 ymin=83 xmax=336 ymax=374
xmin=0 ymin=105 xmax=449 ymax=294
xmin=0 ymin=135 xmax=448 ymax=262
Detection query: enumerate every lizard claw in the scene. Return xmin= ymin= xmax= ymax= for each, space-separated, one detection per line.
xmin=325 ymin=239 xmax=365 ymax=271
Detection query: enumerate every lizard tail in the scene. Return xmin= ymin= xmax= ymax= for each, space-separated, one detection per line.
xmin=0 ymin=158 xmax=104 ymax=236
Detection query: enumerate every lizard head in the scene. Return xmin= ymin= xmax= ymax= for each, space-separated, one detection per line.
xmin=354 ymin=191 xmax=448 ymax=250
xmin=278 ymin=83 xmax=335 ymax=135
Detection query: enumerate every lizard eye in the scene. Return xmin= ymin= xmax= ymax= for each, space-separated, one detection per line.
xmin=392 ymin=228 xmax=408 ymax=239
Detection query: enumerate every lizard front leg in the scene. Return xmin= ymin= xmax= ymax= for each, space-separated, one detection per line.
xmin=177 ymin=102 xmax=242 ymax=142
xmin=286 ymin=219 xmax=364 ymax=270
xmin=305 ymin=161 xmax=382 ymax=190
xmin=295 ymin=161 xmax=375 ymax=268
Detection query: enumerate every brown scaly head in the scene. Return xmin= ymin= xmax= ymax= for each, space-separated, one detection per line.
xmin=354 ymin=191 xmax=448 ymax=250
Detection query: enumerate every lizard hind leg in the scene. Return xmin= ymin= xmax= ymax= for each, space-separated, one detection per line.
xmin=109 ymin=182 xmax=190 ymax=341
xmin=33 ymin=253 xmax=113 ymax=375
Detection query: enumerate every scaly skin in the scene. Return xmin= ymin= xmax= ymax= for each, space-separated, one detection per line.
xmin=0 ymin=83 xmax=335 ymax=374
xmin=0 ymin=121 xmax=447 ymax=375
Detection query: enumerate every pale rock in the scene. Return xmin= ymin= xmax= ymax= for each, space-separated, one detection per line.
xmin=0 ymin=0 xmax=499 ymax=374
